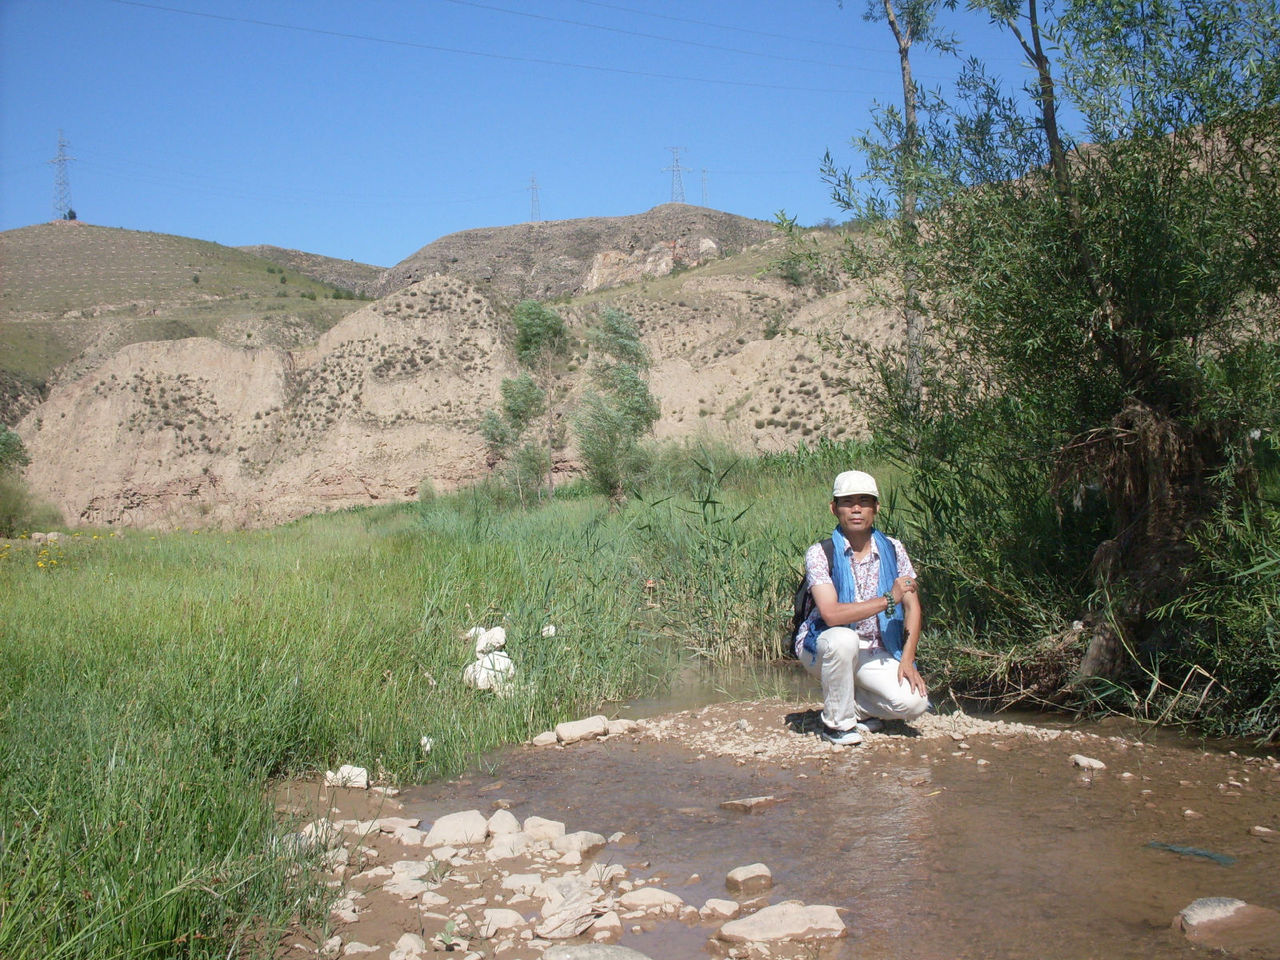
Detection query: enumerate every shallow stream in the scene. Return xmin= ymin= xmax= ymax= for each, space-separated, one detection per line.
xmin=401 ymin=661 xmax=1279 ymax=960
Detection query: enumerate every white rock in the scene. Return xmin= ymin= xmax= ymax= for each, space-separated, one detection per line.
xmin=725 ymin=863 xmax=773 ymax=895
xmin=524 ymin=816 xmax=566 ymax=842
xmin=325 ymin=765 xmax=370 ymax=789
xmin=537 ymin=891 xmax=605 ymax=939
xmin=701 ymin=898 xmax=740 ymax=920
xmin=342 ymin=943 xmax=377 ymax=956
xmin=420 ymin=736 xmax=434 ymax=754
xmin=616 ymin=887 xmax=685 ymax=915
xmin=471 ymin=626 xmax=506 ymax=655
xmin=330 ymin=893 xmax=360 ymax=923
xmin=582 ymin=862 xmax=627 ymax=888
xmin=717 ymin=901 xmax=846 ymax=943
xmin=424 ymin=810 xmax=489 ymax=846
xmin=590 ymin=911 xmax=623 ymax=942
xmin=1070 ymin=754 xmax=1106 ymax=771
xmin=388 ymin=932 xmax=428 ymax=960
xmin=542 ymin=946 xmax=653 ymax=960
xmin=319 ymin=934 xmax=342 ymax=958
xmin=531 ymin=730 xmax=559 ymax=747
xmin=463 ymin=650 xmax=515 ymax=693
xmin=501 ymin=873 xmax=542 ymax=895
xmin=553 ymin=831 xmax=607 ymax=857
xmin=478 ymin=908 xmax=527 ymax=938
xmin=487 ymin=809 xmax=521 ymax=835
xmin=486 ymin=831 xmax=532 ymax=861
xmin=541 ymin=624 xmax=557 ymax=638
xmin=555 ymin=716 xmax=609 ymax=744
xmin=537 ymin=875 xmax=594 ymax=912
xmin=606 ymin=719 xmax=639 ymax=736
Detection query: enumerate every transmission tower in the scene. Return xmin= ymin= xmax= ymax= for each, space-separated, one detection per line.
xmin=528 ymin=175 xmax=541 ymax=222
xmin=701 ymin=169 xmax=708 ymax=207
xmin=664 ymin=147 xmax=687 ymax=204
xmin=50 ymin=130 xmax=74 ymax=220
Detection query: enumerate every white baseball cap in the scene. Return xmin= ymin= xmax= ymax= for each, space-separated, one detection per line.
xmin=832 ymin=470 xmax=879 ymax=500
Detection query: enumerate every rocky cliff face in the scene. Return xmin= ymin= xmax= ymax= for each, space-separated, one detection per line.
xmin=378 ymin=204 xmax=776 ymax=301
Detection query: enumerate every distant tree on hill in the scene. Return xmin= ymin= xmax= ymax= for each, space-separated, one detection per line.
xmin=574 ymin=308 xmax=659 ymax=501
xmin=481 ymin=300 xmax=571 ymax=503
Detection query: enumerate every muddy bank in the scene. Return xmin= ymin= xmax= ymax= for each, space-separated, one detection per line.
xmin=278 ymin=701 xmax=1280 ymax=960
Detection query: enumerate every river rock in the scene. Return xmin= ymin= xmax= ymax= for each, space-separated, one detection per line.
xmin=725 ymin=863 xmax=772 ymax=894
xmin=325 ymin=765 xmax=370 ymax=789
xmin=487 ymin=809 xmax=520 ymax=836
xmin=543 ymin=945 xmax=656 ymax=960
xmin=478 ymin=908 xmax=527 ymax=937
xmin=553 ymin=830 xmax=607 ymax=856
xmin=556 ymin=716 xmax=609 ymax=744
xmin=538 ymin=890 xmax=606 ymax=938
xmin=719 ymin=796 xmax=780 ymax=814
xmin=423 ymin=810 xmax=488 ymax=846
xmin=606 ymin=719 xmax=639 ymax=736
xmin=532 ymin=731 xmax=559 ymax=747
xmin=716 ymin=901 xmax=846 ymax=943
xmin=616 ymin=887 xmax=685 ymax=915
xmin=388 ymin=932 xmax=427 ymax=960
xmin=700 ymin=898 xmax=740 ymax=920
xmin=1174 ymin=897 xmax=1280 ymax=954
xmin=524 ymin=815 xmax=567 ymax=842
xmin=591 ymin=910 xmax=623 ymax=941
xmin=1070 ymin=754 xmax=1106 ymax=771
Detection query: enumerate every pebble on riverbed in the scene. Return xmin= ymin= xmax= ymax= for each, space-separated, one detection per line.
xmin=285 ymin=797 xmax=843 ymax=960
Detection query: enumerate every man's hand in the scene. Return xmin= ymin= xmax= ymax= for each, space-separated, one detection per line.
xmin=897 ymin=659 xmax=927 ymax=697
xmin=891 ymin=576 xmax=917 ymax=604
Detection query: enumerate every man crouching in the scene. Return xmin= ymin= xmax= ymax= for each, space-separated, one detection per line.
xmin=795 ymin=470 xmax=929 ymax=746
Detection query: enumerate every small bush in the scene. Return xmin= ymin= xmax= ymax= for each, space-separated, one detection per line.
xmin=0 ymin=474 xmax=61 ymax=538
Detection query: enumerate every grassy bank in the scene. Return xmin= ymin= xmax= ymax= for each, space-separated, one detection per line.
xmin=0 ymin=441 xmax=877 ymax=959
xmin=4 ymin=434 xmax=1275 ymax=957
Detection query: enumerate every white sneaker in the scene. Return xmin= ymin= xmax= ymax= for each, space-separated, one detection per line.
xmin=853 ymin=718 xmax=885 ymax=735
xmin=820 ymin=725 xmax=863 ymax=746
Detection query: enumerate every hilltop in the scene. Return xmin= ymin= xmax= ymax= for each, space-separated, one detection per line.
xmin=0 ymin=222 xmax=369 ymax=422
xmin=237 ymin=245 xmax=384 ymax=298
xmin=6 ymin=208 xmax=898 ymax=528
xmin=379 ymin=203 xmax=778 ymax=301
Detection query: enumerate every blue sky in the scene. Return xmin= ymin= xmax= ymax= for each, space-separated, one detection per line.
xmin=1 ymin=0 xmax=1028 ymax=267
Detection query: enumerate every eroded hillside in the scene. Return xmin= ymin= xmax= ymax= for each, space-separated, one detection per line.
xmin=10 ymin=210 xmax=900 ymax=528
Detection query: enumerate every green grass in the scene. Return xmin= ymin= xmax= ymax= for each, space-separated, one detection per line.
xmin=0 ymin=224 xmax=369 ymax=403
xmin=0 ymin=443 xmax=892 ymax=959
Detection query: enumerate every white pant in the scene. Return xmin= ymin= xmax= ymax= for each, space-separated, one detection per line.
xmin=800 ymin=626 xmax=929 ymax=731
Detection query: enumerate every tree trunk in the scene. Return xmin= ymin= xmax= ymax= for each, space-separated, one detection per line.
xmin=883 ymin=0 xmax=925 ymax=410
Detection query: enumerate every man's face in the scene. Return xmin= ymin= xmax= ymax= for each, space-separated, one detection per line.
xmin=830 ymin=494 xmax=879 ymax=535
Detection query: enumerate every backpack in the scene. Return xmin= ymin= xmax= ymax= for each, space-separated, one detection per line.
xmin=788 ymin=537 xmax=835 ymax=657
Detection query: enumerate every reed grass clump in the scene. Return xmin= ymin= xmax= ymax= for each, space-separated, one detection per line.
xmin=0 ymin=443 xmax=898 ymax=959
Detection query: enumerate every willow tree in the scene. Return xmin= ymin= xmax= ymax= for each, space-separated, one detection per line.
xmin=837 ymin=0 xmax=1280 ymax=715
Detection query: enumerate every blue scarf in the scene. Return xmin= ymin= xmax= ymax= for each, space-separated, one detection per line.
xmin=828 ymin=526 xmax=906 ymax=661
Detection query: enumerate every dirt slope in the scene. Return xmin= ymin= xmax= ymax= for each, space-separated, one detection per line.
xmin=12 ymin=213 xmax=897 ymax=529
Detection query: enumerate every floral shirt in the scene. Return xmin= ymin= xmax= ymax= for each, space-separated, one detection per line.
xmin=795 ymin=534 xmax=916 ymax=656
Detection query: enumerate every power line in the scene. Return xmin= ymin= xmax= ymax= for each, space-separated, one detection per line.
xmin=50 ymin=130 xmax=74 ymax=220
xmin=438 ymin=0 xmax=858 ymax=71
xmin=567 ymin=0 xmax=1028 ymax=63
xmin=104 ymin=0 xmax=873 ymax=94
xmin=664 ymin=147 xmax=687 ymax=204
xmin=528 ymin=175 xmax=541 ymax=222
